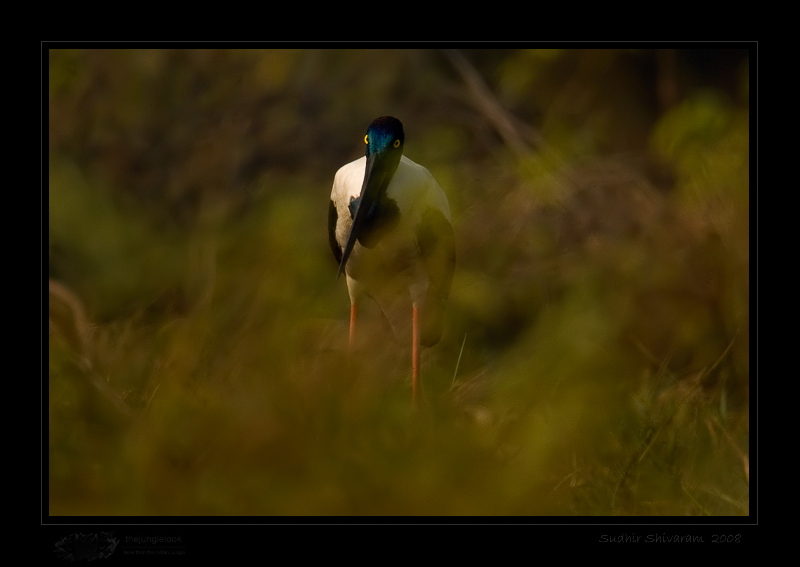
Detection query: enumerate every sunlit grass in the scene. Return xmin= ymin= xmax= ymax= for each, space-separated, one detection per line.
xmin=48 ymin=164 xmax=748 ymax=515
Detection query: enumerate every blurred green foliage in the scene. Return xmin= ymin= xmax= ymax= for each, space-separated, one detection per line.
xmin=48 ymin=48 xmax=750 ymax=516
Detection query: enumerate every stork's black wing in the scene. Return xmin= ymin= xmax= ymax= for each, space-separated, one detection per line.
xmin=328 ymin=199 xmax=343 ymax=266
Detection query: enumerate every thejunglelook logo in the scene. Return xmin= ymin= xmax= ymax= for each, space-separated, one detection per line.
xmin=54 ymin=532 xmax=119 ymax=561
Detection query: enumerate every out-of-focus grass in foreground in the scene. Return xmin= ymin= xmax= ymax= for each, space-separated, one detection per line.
xmin=48 ymin=48 xmax=750 ymax=515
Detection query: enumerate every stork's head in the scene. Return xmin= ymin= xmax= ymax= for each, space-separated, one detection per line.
xmin=365 ymin=116 xmax=405 ymax=160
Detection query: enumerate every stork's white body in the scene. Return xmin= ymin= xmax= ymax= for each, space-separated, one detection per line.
xmin=329 ymin=117 xmax=455 ymax=405
xmin=331 ymin=155 xmax=451 ymax=345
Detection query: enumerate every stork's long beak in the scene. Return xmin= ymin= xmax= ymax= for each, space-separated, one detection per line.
xmin=337 ymin=152 xmax=396 ymax=279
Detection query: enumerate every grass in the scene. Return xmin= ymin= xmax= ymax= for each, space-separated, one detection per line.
xmin=48 ymin=157 xmax=749 ymax=516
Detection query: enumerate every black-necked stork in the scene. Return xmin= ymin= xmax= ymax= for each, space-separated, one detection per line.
xmin=328 ymin=116 xmax=455 ymax=405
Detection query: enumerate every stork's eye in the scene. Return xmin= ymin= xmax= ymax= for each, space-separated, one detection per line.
xmin=393 ymin=139 xmax=400 ymax=148
xmin=364 ymin=135 xmax=369 ymax=144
